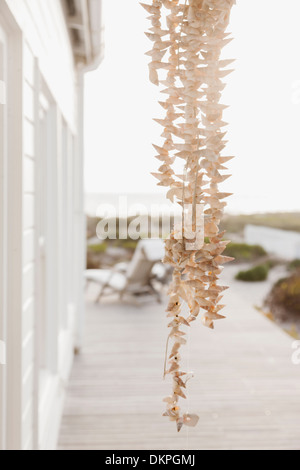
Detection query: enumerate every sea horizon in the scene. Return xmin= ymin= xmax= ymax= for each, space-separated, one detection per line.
xmin=85 ymin=192 xmax=300 ymax=218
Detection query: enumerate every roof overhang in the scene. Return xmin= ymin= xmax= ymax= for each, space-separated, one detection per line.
xmin=62 ymin=0 xmax=104 ymax=71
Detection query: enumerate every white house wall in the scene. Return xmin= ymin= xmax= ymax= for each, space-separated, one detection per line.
xmin=0 ymin=0 xmax=84 ymax=450
xmin=5 ymin=0 xmax=76 ymax=129
xmin=22 ymin=41 xmax=36 ymax=450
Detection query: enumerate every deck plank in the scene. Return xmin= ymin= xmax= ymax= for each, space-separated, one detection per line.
xmin=58 ymin=266 xmax=300 ymax=450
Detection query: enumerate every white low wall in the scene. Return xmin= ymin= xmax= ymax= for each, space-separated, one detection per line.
xmin=245 ymin=225 xmax=300 ymax=261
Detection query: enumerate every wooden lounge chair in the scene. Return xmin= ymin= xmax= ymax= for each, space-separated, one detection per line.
xmin=85 ymin=239 xmax=166 ymax=303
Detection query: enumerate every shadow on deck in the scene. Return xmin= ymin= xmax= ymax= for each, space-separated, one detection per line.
xmin=58 ymin=266 xmax=300 ymax=450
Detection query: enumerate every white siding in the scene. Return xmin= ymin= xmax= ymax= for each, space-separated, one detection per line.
xmin=22 ymin=332 xmax=34 ymax=378
xmin=23 ymin=298 xmax=35 ymax=342
xmin=5 ymin=0 xmax=76 ymax=129
xmin=1 ymin=0 xmax=87 ymax=450
xmin=10 ymin=0 xmax=79 ymax=446
xmin=24 ymin=120 xmax=35 ymax=158
xmin=23 ymin=194 xmax=35 ymax=231
xmin=5 ymin=0 xmax=77 ymax=449
xmin=22 ymin=51 xmax=36 ymax=441
xmin=22 ymin=398 xmax=33 ymax=450
xmin=0 ymin=22 xmax=7 ymax=452
xmin=21 ymin=43 xmax=36 ymax=450
xmin=24 ymin=42 xmax=35 ymax=86
xmin=23 ymin=158 xmax=35 ymax=194
xmin=23 ymin=264 xmax=35 ymax=304
xmin=24 ymin=83 xmax=34 ymax=122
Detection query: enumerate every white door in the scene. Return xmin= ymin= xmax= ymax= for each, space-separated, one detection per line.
xmin=0 ymin=24 xmax=7 ymax=451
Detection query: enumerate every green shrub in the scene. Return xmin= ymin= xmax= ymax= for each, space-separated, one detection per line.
xmin=114 ymin=239 xmax=139 ymax=250
xmin=224 ymin=242 xmax=267 ymax=261
xmin=288 ymin=259 xmax=300 ymax=271
xmin=88 ymin=242 xmax=107 ymax=253
xmin=235 ymin=263 xmax=269 ymax=282
xmin=267 ymin=272 xmax=300 ymax=315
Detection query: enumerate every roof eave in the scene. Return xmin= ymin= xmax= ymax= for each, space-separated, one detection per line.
xmin=62 ymin=0 xmax=104 ymax=71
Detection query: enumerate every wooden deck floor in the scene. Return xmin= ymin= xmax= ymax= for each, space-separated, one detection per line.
xmin=58 ymin=266 xmax=300 ymax=450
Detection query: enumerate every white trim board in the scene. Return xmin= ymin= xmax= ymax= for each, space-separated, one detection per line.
xmin=0 ymin=1 xmax=24 ymax=450
xmin=0 ymin=22 xmax=8 ymax=452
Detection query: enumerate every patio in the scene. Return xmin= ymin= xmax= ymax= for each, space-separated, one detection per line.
xmin=58 ymin=266 xmax=300 ymax=450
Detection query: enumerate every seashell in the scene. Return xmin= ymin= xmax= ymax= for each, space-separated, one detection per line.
xmin=183 ymin=414 xmax=199 ymax=427
xmin=174 ymin=387 xmax=187 ymax=400
xmin=143 ymin=0 xmax=235 ymax=432
xmin=140 ymin=3 xmax=161 ymax=15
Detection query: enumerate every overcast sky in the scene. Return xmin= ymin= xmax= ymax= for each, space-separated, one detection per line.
xmin=84 ymin=0 xmax=300 ymax=214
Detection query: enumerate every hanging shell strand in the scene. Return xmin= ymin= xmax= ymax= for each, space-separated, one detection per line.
xmin=142 ymin=0 xmax=236 ymax=432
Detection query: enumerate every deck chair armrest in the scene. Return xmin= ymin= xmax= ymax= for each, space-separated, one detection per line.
xmin=113 ymin=262 xmax=129 ymax=273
